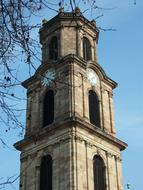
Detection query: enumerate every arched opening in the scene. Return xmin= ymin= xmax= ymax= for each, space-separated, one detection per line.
xmin=93 ymin=155 xmax=106 ymax=190
xmin=49 ymin=36 xmax=58 ymax=60
xmin=43 ymin=90 xmax=54 ymax=127
xmin=83 ymin=37 xmax=92 ymax=61
xmin=40 ymin=155 xmax=52 ymax=190
xmin=88 ymin=90 xmax=100 ymax=127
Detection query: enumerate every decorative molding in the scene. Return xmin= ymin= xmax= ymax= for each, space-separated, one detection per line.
xmin=84 ymin=140 xmax=93 ymax=148
xmin=30 ymin=152 xmax=38 ymax=159
xmin=20 ymin=156 xmax=28 ymax=162
xmin=75 ymin=135 xmax=84 ymax=142
xmin=115 ymin=155 xmax=122 ymax=162
xmin=35 ymin=165 xmax=40 ymax=170
xmin=101 ymin=88 xmax=105 ymax=93
xmin=43 ymin=145 xmax=53 ymax=153
xmin=59 ymin=137 xmax=71 ymax=143
xmin=53 ymin=141 xmax=60 ymax=147
xmin=96 ymin=147 xmax=101 ymax=154
xmin=108 ymin=91 xmax=113 ymax=98
xmin=93 ymin=36 xmax=97 ymax=41
xmin=106 ymin=152 xmax=114 ymax=158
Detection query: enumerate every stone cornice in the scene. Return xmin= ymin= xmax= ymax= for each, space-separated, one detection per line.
xmin=14 ymin=116 xmax=127 ymax=152
xmin=73 ymin=116 xmax=127 ymax=151
xmin=21 ymin=54 xmax=86 ymax=89
xmin=22 ymin=54 xmax=117 ymax=90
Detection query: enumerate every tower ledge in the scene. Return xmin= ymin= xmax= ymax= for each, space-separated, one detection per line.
xmin=22 ymin=54 xmax=117 ymax=90
xmin=14 ymin=116 xmax=127 ymax=152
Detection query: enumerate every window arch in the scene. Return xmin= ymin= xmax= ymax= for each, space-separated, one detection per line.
xmin=88 ymin=90 xmax=100 ymax=127
xmin=83 ymin=37 xmax=92 ymax=61
xmin=93 ymin=155 xmax=106 ymax=190
xmin=40 ymin=155 xmax=52 ymax=190
xmin=43 ymin=90 xmax=54 ymax=127
xmin=49 ymin=36 xmax=58 ymax=60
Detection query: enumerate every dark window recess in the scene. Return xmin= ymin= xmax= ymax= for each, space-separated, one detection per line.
xmin=89 ymin=90 xmax=100 ymax=127
xmin=93 ymin=155 xmax=106 ymax=190
xmin=43 ymin=90 xmax=54 ymax=127
xmin=49 ymin=36 xmax=58 ymax=60
xmin=40 ymin=155 xmax=52 ymax=190
xmin=83 ymin=37 xmax=92 ymax=61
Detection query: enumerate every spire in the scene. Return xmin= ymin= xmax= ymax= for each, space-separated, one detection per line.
xmin=74 ymin=7 xmax=81 ymax=15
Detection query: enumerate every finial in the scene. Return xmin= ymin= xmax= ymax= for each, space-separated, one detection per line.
xmin=42 ymin=19 xmax=48 ymax=25
xmin=91 ymin=19 xmax=96 ymax=27
xmin=59 ymin=6 xmax=64 ymax=13
xmin=59 ymin=1 xmax=64 ymax=13
xmin=75 ymin=7 xmax=81 ymax=15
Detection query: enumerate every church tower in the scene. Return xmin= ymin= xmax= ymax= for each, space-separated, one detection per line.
xmin=14 ymin=7 xmax=127 ymax=190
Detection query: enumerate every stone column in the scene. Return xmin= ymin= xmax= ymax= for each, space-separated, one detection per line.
xmin=60 ymin=25 xmax=64 ymax=57
xmin=75 ymin=135 xmax=87 ymax=190
xmin=35 ymin=165 xmax=40 ymax=190
xmin=93 ymin=37 xmax=98 ymax=62
xmin=108 ymin=91 xmax=116 ymax=135
xmin=104 ymin=152 xmax=109 ymax=190
xmin=25 ymin=94 xmax=32 ymax=136
xmin=115 ymin=155 xmax=124 ymax=190
xmin=106 ymin=152 xmax=118 ymax=190
xmin=100 ymin=87 xmax=105 ymax=131
xmin=76 ymin=25 xmax=81 ymax=57
xmin=20 ymin=156 xmax=28 ymax=190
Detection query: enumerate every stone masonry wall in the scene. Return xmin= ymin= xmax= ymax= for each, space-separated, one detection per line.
xmin=19 ymin=124 xmax=123 ymax=190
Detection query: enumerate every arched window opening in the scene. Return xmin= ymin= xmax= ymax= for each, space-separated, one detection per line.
xmin=43 ymin=90 xmax=54 ymax=127
xmin=40 ymin=155 xmax=52 ymax=190
xmin=49 ymin=36 xmax=58 ymax=60
xmin=83 ymin=37 xmax=92 ymax=61
xmin=93 ymin=155 xmax=106 ymax=190
xmin=89 ymin=90 xmax=100 ymax=127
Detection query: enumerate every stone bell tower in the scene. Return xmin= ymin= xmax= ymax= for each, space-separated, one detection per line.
xmin=14 ymin=7 xmax=127 ymax=190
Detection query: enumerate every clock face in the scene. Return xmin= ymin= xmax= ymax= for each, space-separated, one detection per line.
xmin=87 ymin=68 xmax=98 ymax=86
xmin=41 ymin=69 xmax=55 ymax=86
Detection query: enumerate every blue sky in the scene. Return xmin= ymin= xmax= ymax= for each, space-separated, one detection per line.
xmin=0 ymin=0 xmax=143 ymax=189
xmin=97 ymin=1 xmax=143 ymax=189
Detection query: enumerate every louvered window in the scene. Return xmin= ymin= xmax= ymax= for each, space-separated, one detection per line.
xmin=43 ymin=90 xmax=54 ymax=127
xmin=83 ymin=37 xmax=91 ymax=61
xmin=89 ymin=90 xmax=100 ymax=127
xmin=93 ymin=155 xmax=106 ymax=190
xmin=40 ymin=155 xmax=52 ymax=190
xmin=49 ymin=36 xmax=58 ymax=60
